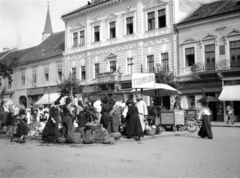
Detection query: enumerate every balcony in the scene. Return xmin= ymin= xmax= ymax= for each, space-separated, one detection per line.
xmin=191 ymin=60 xmax=240 ymax=73
xmin=96 ymin=72 xmax=122 ymax=83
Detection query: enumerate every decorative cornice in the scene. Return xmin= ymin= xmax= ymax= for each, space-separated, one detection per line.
xmin=62 ymin=0 xmax=129 ymax=22
xmin=70 ymin=23 xmax=86 ymax=31
xmin=181 ymin=38 xmax=198 ymax=45
xmin=225 ymin=28 xmax=240 ymax=37
xmin=144 ymin=0 xmax=168 ymax=11
xmin=202 ymin=33 xmax=217 ymax=41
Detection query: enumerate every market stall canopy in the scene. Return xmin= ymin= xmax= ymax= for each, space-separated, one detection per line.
xmin=35 ymin=93 xmax=61 ymax=105
xmin=219 ymin=85 xmax=240 ymax=101
xmin=131 ymin=83 xmax=181 ymax=96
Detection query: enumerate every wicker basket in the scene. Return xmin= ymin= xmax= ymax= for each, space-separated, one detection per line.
xmin=144 ymin=129 xmax=156 ymax=136
xmin=67 ymin=133 xmax=82 ymax=144
xmin=58 ymin=137 xmax=66 ymax=143
xmin=114 ymin=135 xmax=121 ymax=141
xmin=85 ymin=124 xmax=101 ymax=131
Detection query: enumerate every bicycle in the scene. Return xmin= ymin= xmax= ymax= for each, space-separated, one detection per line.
xmin=183 ymin=118 xmax=201 ymax=132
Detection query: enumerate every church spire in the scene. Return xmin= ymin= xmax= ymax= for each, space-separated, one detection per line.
xmin=42 ymin=1 xmax=53 ymax=41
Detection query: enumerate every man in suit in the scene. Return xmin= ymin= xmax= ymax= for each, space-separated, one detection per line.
xmin=50 ymin=101 xmax=61 ymax=142
xmin=61 ymin=97 xmax=74 ymax=136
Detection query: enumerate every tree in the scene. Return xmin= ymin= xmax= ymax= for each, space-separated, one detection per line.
xmin=57 ymin=75 xmax=82 ymax=97
xmin=154 ymin=63 xmax=179 ymax=89
xmin=0 ymin=57 xmax=18 ymax=82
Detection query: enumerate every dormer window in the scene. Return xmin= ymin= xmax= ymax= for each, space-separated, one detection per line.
xmin=158 ymin=9 xmax=166 ymax=28
xmin=148 ymin=12 xmax=155 ymax=31
xmin=110 ymin=22 xmax=116 ymax=39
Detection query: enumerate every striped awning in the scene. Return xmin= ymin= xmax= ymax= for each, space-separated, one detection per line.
xmin=219 ymin=85 xmax=240 ymax=101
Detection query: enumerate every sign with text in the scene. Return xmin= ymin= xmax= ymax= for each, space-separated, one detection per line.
xmin=184 ymin=110 xmax=196 ymax=120
xmin=132 ymin=73 xmax=155 ymax=89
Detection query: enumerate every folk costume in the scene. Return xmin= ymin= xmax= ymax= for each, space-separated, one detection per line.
xmin=135 ymin=95 xmax=148 ymax=131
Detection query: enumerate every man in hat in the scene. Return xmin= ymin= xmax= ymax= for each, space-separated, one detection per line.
xmin=135 ymin=94 xmax=148 ymax=132
xmin=61 ymin=97 xmax=74 ymax=136
xmin=173 ymin=96 xmax=182 ymax=110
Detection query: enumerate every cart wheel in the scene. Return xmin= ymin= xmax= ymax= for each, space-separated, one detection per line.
xmin=172 ymin=126 xmax=177 ymax=132
xmin=187 ymin=120 xmax=198 ymax=132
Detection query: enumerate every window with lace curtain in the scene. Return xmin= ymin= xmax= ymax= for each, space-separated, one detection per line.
xmin=205 ymin=44 xmax=215 ymax=64
xmin=230 ymin=41 xmax=240 ymax=61
xmin=148 ymin=12 xmax=155 ymax=31
xmin=73 ymin=32 xmax=78 ymax=47
xmin=185 ymin=47 xmax=195 ymax=67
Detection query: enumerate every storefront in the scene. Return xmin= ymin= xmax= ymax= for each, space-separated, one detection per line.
xmin=219 ymin=79 xmax=240 ymax=122
xmin=179 ymin=80 xmax=224 ymax=122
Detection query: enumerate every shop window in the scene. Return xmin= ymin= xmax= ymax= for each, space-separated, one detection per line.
xmin=110 ymin=22 xmax=116 ymax=39
xmin=230 ymin=40 xmax=240 ymax=61
xmin=95 ymin=63 xmax=99 ymax=78
xmin=127 ymin=58 xmax=133 ymax=74
xmin=185 ymin=47 xmax=195 ymax=67
xmin=33 ymin=73 xmax=37 ymax=84
xmin=21 ymin=74 xmax=25 ymax=86
xmin=81 ymin=66 xmax=86 ymax=81
xmin=219 ymin=45 xmax=225 ymax=55
xmin=147 ymin=55 xmax=154 ymax=73
xmin=73 ymin=32 xmax=78 ymax=47
xmin=148 ymin=12 xmax=155 ymax=31
xmin=110 ymin=61 xmax=117 ymax=73
xmin=126 ymin=17 xmax=133 ymax=35
xmin=234 ymin=101 xmax=240 ymax=115
xmin=94 ymin=26 xmax=100 ymax=42
xmin=79 ymin=30 xmax=85 ymax=45
xmin=161 ymin=53 xmax=168 ymax=71
xmin=158 ymin=9 xmax=166 ymax=28
xmin=72 ymin=67 xmax=76 ymax=80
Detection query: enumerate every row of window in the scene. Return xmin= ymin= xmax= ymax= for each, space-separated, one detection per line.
xmin=21 ymin=70 xmax=62 ymax=86
xmin=185 ymin=40 xmax=240 ymax=67
xmin=71 ymin=53 xmax=169 ymax=81
xmin=72 ymin=9 xmax=166 ymax=46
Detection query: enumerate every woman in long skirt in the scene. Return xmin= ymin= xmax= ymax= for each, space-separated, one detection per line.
xmin=100 ymin=97 xmax=111 ymax=129
xmin=77 ymin=100 xmax=87 ymax=128
xmin=42 ymin=110 xmax=58 ymax=142
xmin=110 ymin=102 xmax=122 ymax=133
xmin=125 ymin=100 xmax=144 ymax=140
xmin=197 ymin=101 xmax=213 ymax=139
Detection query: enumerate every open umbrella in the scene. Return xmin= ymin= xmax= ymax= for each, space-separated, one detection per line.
xmin=198 ymin=96 xmax=219 ymax=103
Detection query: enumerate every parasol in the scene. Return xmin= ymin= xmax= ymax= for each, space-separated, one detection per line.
xmin=198 ymin=96 xmax=219 ymax=103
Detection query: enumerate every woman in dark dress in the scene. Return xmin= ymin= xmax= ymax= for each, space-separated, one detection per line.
xmin=125 ymin=99 xmax=144 ymax=140
xmin=197 ymin=102 xmax=213 ymax=139
xmin=42 ymin=110 xmax=58 ymax=142
xmin=77 ymin=100 xmax=87 ymax=128
xmin=100 ymin=97 xmax=111 ymax=130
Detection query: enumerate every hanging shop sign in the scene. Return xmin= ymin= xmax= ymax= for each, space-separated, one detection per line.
xmin=27 ymin=88 xmax=44 ymax=96
xmin=132 ymin=73 xmax=155 ymax=89
xmin=184 ymin=110 xmax=197 ymax=120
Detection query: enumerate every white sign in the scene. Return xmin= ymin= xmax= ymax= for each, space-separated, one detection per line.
xmin=132 ymin=73 xmax=155 ymax=89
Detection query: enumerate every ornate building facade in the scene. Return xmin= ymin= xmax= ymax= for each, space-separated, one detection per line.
xmin=61 ymin=0 xmax=200 ymax=105
xmin=176 ymin=0 xmax=240 ymax=122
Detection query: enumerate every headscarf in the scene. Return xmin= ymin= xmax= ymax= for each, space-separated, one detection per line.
xmin=13 ymin=107 xmax=19 ymax=115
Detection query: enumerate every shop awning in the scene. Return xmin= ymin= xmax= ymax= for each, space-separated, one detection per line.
xmin=35 ymin=93 xmax=61 ymax=105
xmin=219 ymin=85 xmax=240 ymax=101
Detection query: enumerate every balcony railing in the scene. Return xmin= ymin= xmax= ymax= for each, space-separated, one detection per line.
xmin=191 ymin=59 xmax=240 ymax=73
xmin=96 ymin=72 xmax=122 ymax=83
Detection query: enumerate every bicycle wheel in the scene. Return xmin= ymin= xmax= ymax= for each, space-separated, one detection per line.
xmin=187 ymin=120 xmax=198 ymax=132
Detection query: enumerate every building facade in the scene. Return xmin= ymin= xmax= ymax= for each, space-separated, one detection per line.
xmin=176 ymin=0 xmax=240 ymax=122
xmin=61 ymin=0 xmax=202 ymax=106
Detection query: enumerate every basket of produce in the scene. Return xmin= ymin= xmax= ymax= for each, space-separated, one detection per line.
xmin=144 ymin=129 xmax=156 ymax=136
xmin=85 ymin=123 xmax=101 ymax=131
xmin=58 ymin=137 xmax=66 ymax=143
xmin=111 ymin=132 xmax=122 ymax=141
xmin=67 ymin=133 xmax=82 ymax=144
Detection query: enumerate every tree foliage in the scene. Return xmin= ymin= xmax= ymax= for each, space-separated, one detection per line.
xmin=154 ymin=63 xmax=179 ymax=89
xmin=57 ymin=75 xmax=82 ymax=97
xmin=0 ymin=57 xmax=18 ymax=82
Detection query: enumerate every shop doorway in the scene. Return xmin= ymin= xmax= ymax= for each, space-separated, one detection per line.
xmin=19 ymin=95 xmax=27 ymax=108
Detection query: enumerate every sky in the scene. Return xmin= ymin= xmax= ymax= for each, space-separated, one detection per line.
xmin=0 ymin=0 xmax=88 ymax=51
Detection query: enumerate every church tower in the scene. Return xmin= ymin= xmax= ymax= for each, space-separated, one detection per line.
xmin=42 ymin=2 xmax=53 ymax=41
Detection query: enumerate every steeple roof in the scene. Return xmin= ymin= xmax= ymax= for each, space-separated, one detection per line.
xmin=43 ymin=6 xmax=53 ymax=34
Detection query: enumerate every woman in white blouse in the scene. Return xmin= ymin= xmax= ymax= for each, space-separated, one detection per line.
xmin=197 ymin=102 xmax=213 ymax=139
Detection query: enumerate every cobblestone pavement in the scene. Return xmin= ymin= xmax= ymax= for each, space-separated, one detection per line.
xmin=0 ymin=127 xmax=240 ymax=178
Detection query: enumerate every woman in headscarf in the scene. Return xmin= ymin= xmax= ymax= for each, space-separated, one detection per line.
xmin=100 ymin=97 xmax=111 ymax=130
xmin=125 ymin=99 xmax=144 ymax=141
xmin=197 ymin=101 xmax=213 ymax=139
xmin=77 ymin=100 xmax=87 ymax=128
xmin=110 ymin=101 xmax=123 ymax=133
